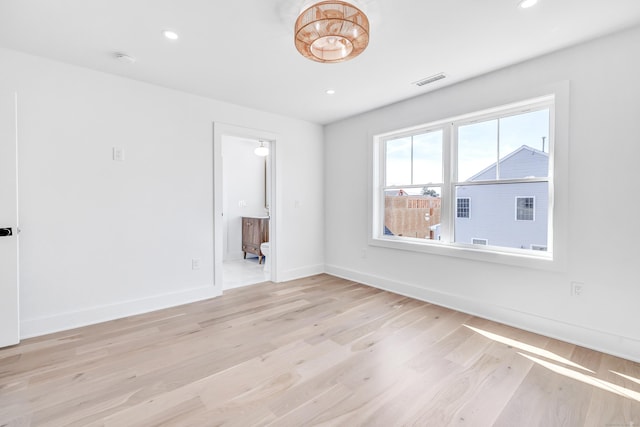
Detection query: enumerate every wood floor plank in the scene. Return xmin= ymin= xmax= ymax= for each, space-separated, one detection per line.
xmin=1 ymin=274 xmax=639 ymax=426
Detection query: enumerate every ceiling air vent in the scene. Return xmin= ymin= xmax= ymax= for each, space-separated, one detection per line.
xmin=413 ymin=73 xmax=446 ymax=87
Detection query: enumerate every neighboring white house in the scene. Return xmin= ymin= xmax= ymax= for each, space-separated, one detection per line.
xmin=454 ymin=145 xmax=549 ymax=251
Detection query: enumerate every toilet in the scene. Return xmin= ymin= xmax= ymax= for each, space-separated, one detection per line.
xmin=260 ymin=242 xmax=270 ymax=272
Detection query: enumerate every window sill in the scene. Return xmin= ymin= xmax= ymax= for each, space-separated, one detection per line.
xmin=369 ymin=236 xmax=562 ymax=272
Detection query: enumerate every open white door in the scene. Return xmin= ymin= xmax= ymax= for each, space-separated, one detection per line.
xmin=0 ymin=92 xmax=20 ymax=347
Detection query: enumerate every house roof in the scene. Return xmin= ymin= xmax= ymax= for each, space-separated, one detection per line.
xmin=468 ymin=145 xmax=549 ymax=182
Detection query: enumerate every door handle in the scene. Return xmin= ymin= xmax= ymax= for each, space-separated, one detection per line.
xmin=0 ymin=227 xmax=12 ymax=237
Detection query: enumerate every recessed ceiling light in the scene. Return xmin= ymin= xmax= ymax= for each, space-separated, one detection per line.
xmin=519 ymin=0 xmax=538 ymax=8
xmin=162 ymin=30 xmax=179 ymax=40
xmin=326 ymin=89 xmax=336 ymax=95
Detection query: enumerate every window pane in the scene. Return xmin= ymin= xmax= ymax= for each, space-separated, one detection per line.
xmin=385 ymin=137 xmax=411 ymax=185
xmin=458 ymin=119 xmax=498 ymax=182
xmin=499 ymin=109 xmax=550 ymax=178
xmin=456 ymin=197 xmax=470 ymax=218
xmin=384 ymin=187 xmax=441 ymax=240
xmin=455 ymin=182 xmax=547 ymax=251
xmin=413 ymin=130 xmax=443 ymax=184
xmin=516 ymin=197 xmax=535 ymax=221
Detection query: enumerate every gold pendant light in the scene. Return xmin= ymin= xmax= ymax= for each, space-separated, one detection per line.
xmin=294 ymin=1 xmax=370 ymax=63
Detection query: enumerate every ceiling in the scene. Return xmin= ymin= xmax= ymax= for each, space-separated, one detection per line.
xmin=1 ymin=1 xmax=640 ymax=125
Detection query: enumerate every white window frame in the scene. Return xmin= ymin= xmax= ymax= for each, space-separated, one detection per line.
xmin=515 ymin=196 xmax=535 ymax=221
xmin=370 ymin=93 xmax=566 ymax=270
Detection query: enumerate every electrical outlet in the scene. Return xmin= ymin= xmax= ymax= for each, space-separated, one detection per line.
xmin=571 ymin=281 xmax=584 ymax=297
xmin=192 ymin=258 xmax=201 ymax=270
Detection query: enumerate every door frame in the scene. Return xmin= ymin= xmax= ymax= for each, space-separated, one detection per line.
xmin=213 ymin=122 xmax=278 ymax=288
xmin=0 ymin=91 xmax=20 ymax=348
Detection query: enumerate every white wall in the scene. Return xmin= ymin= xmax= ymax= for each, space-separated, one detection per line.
xmin=222 ymin=136 xmax=268 ymax=260
xmin=0 ymin=47 xmax=324 ymax=338
xmin=324 ymin=25 xmax=640 ymax=362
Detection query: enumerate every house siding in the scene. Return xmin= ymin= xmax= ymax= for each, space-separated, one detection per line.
xmin=455 ymin=182 xmax=548 ymax=249
xmin=456 ymin=146 xmax=549 ymax=249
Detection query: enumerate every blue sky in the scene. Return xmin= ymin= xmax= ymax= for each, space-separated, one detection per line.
xmin=386 ymin=108 xmax=549 ymax=187
xmin=458 ymin=108 xmax=549 ymax=181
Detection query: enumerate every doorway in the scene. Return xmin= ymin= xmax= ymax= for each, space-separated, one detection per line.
xmin=213 ymin=123 xmax=277 ymax=291
xmin=221 ymin=136 xmax=271 ymax=289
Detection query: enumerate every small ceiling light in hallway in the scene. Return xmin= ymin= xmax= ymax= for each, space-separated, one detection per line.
xmin=254 ymin=141 xmax=269 ymax=157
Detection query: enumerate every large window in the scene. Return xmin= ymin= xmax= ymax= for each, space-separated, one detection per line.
xmin=374 ymin=96 xmax=554 ymax=258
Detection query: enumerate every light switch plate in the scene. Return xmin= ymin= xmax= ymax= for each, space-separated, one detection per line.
xmin=113 ymin=147 xmax=125 ymax=161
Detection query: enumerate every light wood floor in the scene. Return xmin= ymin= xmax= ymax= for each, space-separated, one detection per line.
xmin=1 ymin=274 xmax=639 ymax=426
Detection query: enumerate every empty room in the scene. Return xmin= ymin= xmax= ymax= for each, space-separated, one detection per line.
xmin=1 ymin=1 xmax=639 ymax=425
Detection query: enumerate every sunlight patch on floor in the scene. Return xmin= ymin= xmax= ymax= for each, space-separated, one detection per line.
xmin=521 ymin=353 xmax=640 ymax=402
xmin=463 ymin=324 xmax=594 ymax=373
xmin=610 ymin=370 xmax=640 ymax=387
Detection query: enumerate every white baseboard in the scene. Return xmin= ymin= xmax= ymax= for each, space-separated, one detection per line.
xmin=277 ymin=264 xmax=325 ymax=283
xmin=325 ymin=264 xmax=640 ymax=363
xmin=20 ymin=284 xmax=220 ymax=339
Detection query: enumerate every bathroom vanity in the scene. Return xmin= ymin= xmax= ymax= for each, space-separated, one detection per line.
xmin=241 ymin=216 xmax=269 ymax=264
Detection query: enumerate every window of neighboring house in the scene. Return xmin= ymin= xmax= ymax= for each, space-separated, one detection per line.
xmin=516 ymin=197 xmax=535 ymax=221
xmin=373 ymin=95 xmax=554 ymax=261
xmin=457 ymin=198 xmax=470 ymax=218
